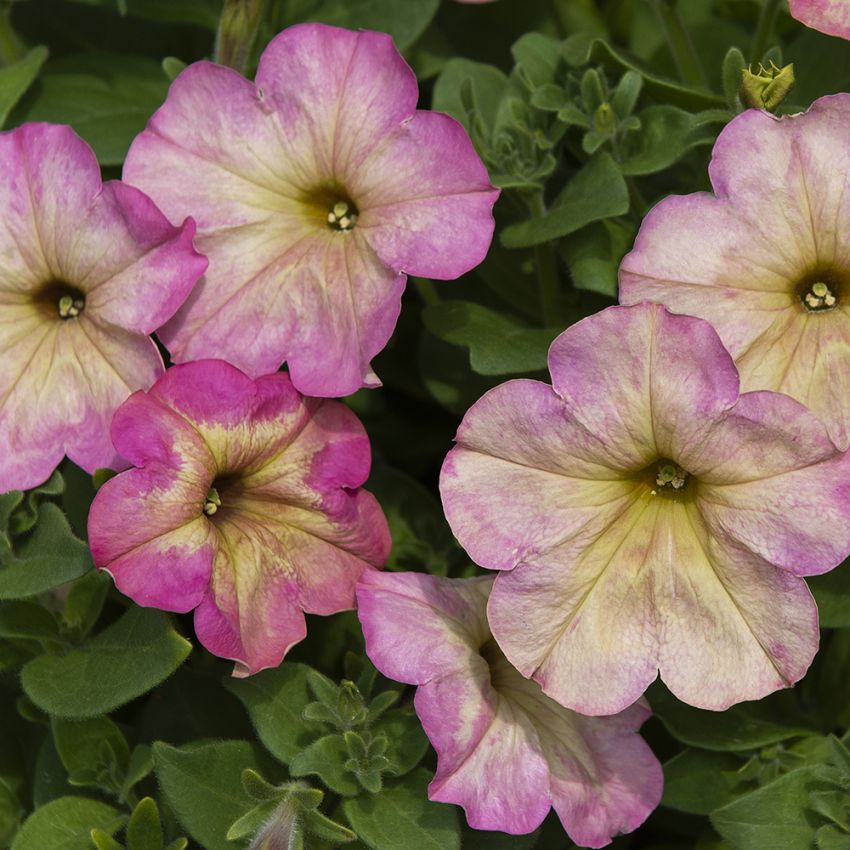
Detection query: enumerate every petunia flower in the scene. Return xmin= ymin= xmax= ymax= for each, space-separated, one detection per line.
xmin=620 ymin=94 xmax=850 ymax=450
xmin=789 ymin=0 xmax=850 ymax=40
xmin=0 ymin=123 xmax=206 ymax=491
xmin=357 ymin=570 xmax=662 ymax=848
xmin=123 ymin=23 xmax=498 ymax=398
xmin=88 ymin=359 xmax=391 ymax=675
xmin=440 ymin=303 xmax=850 ymax=715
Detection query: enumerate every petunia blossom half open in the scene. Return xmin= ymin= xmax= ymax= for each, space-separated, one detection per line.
xmin=123 ymin=23 xmax=499 ymax=397
xmin=0 ymin=123 xmax=206 ymax=491
xmin=621 ymin=94 xmax=850 ymax=450
xmin=441 ymin=303 xmax=850 ymax=715
xmin=789 ymin=0 xmax=850 ymax=40
xmin=88 ymin=359 xmax=391 ymax=675
xmin=357 ymin=571 xmax=662 ymax=848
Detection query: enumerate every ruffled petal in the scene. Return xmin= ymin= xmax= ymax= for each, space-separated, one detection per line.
xmin=441 ymin=380 xmax=638 ymax=571
xmin=548 ymin=304 xmax=740 ymax=466
xmin=419 ymin=673 xmax=551 ymax=835
xmin=356 ymin=111 xmax=498 ymax=279
xmin=488 ymin=496 xmax=818 ymax=714
xmin=255 ymin=23 xmax=419 ymax=178
xmin=357 ymin=571 xmax=491 ymax=684
xmin=790 ymin=0 xmax=850 ymax=38
xmin=696 ymin=394 xmax=850 ymax=575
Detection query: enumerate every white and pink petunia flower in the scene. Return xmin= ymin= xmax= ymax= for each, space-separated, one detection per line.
xmin=357 ymin=571 xmax=662 ymax=848
xmin=440 ymin=303 xmax=850 ymax=715
xmin=0 ymin=123 xmax=206 ymax=491
xmin=789 ymin=0 xmax=850 ymax=39
xmin=123 ymin=23 xmax=498 ymax=398
xmin=88 ymin=359 xmax=391 ymax=676
xmin=621 ymin=94 xmax=850 ymax=450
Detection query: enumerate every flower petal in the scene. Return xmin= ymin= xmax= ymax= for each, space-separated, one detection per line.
xmin=255 ymin=23 xmax=419 ymax=177
xmin=488 ymin=496 xmax=818 ymax=714
xmin=696 ymin=393 xmax=850 ymax=575
xmin=441 ymin=379 xmax=639 ymax=571
xmin=548 ymin=304 xmax=740 ymax=467
xmin=790 ymin=0 xmax=850 ymax=38
xmin=419 ymin=673 xmax=552 ymax=834
xmin=357 ymin=571 xmax=491 ymax=684
xmin=356 ymin=111 xmax=498 ymax=279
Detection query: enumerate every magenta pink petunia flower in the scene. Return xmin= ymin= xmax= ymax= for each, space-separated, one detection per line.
xmin=123 ymin=23 xmax=498 ymax=398
xmin=357 ymin=571 xmax=662 ymax=848
xmin=789 ymin=0 xmax=850 ymax=39
xmin=88 ymin=359 xmax=391 ymax=675
xmin=0 ymin=123 xmax=206 ymax=491
xmin=440 ymin=303 xmax=850 ymax=715
xmin=621 ymin=95 xmax=850 ymax=450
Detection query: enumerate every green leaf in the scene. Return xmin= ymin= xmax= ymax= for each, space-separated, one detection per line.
xmin=432 ymin=58 xmax=507 ymax=139
xmin=0 ymin=46 xmax=48 ymax=128
xmin=371 ymin=709 xmax=429 ymax=778
xmin=511 ymin=33 xmax=561 ymax=89
xmin=225 ymin=799 xmax=280 ymax=842
xmin=281 ymin=0 xmax=439 ymax=51
xmin=366 ymin=464 xmax=458 ymax=575
xmin=290 ymin=735 xmax=361 ymax=796
xmin=561 ymin=219 xmax=633 ymax=298
xmin=422 ymin=301 xmax=557 ymax=376
xmin=122 ymin=745 xmax=155 ymax=797
xmin=344 ymin=768 xmax=461 ymax=850
xmin=817 ymin=825 xmax=850 ymax=850
xmin=63 ymin=571 xmax=111 ymax=637
xmin=0 ymin=601 xmax=58 ymax=641
xmin=302 ymin=808 xmax=356 ymax=843
xmin=501 ymin=153 xmax=629 ymax=248
xmin=563 ymin=34 xmax=725 ymax=110
xmin=711 ymin=767 xmax=823 ymax=850
xmin=650 ymin=686 xmax=813 ymax=751
xmin=22 ymin=607 xmax=191 ymax=718
xmin=154 ymin=740 xmax=276 ymax=850
xmin=225 ymin=662 xmax=319 ymax=764
xmin=10 ymin=797 xmax=123 ymax=850
xmin=52 ymin=716 xmax=130 ymax=783
xmin=721 ymin=46 xmax=746 ymax=110
xmin=619 ymin=106 xmax=727 ymax=176
xmin=809 ymin=567 xmax=850 ymax=627
xmin=0 ymin=776 xmax=22 ymax=847
xmin=0 ymin=502 xmax=92 ymax=599
xmin=662 ymin=749 xmax=743 ymax=814
xmin=15 ymin=54 xmax=169 ymax=165
xmin=127 ymin=798 xmax=162 ymax=850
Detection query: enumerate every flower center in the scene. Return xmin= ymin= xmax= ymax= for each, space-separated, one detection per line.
xmin=654 ymin=462 xmax=688 ymax=492
xmin=203 ymin=487 xmax=221 ymax=516
xmin=32 ymin=281 xmax=86 ymax=321
xmin=327 ymin=199 xmax=358 ymax=231
xmin=635 ymin=458 xmax=694 ymax=501
xmin=802 ymin=280 xmax=837 ymax=312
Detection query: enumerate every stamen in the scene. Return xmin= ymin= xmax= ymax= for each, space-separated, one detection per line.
xmin=58 ymin=294 xmax=84 ymax=319
xmin=203 ymin=487 xmax=222 ymax=516
xmin=802 ymin=280 xmax=838 ymax=312
xmin=654 ymin=463 xmax=688 ymax=492
xmin=327 ymin=199 xmax=358 ymax=231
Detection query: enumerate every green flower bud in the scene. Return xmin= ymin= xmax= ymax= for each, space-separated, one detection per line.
xmin=740 ymin=62 xmax=795 ymax=111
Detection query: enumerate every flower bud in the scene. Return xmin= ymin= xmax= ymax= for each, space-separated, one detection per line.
xmin=214 ymin=0 xmax=264 ymax=73
xmin=740 ymin=62 xmax=795 ymax=111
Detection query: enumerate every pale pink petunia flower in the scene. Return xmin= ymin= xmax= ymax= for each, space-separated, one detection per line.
xmin=440 ymin=303 xmax=850 ymax=715
xmin=0 ymin=123 xmax=206 ymax=491
xmin=789 ymin=0 xmax=850 ymax=40
xmin=357 ymin=570 xmax=662 ymax=848
xmin=621 ymin=94 xmax=850 ymax=450
xmin=88 ymin=359 xmax=391 ymax=676
xmin=123 ymin=23 xmax=498 ymax=397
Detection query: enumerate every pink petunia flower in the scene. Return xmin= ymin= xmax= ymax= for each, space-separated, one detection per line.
xmin=123 ymin=23 xmax=498 ymax=398
xmin=357 ymin=571 xmax=662 ymax=848
xmin=0 ymin=123 xmax=206 ymax=491
xmin=440 ymin=303 xmax=850 ymax=715
xmin=789 ymin=0 xmax=850 ymax=40
xmin=621 ymin=95 xmax=850 ymax=450
xmin=88 ymin=359 xmax=391 ymax=675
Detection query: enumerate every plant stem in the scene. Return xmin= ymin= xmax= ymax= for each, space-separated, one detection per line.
xmin=750 ymin=0 xmax=782 ymax=63
xmin=413 ymin=277 xmax=441 ymax=306
xmin=529 ymin=193 xmax=564 ymax=328
xmin=0 ymin=4 xmax=24 ymax=65
xmin=649 ymin=0 xmax=707 ymax=89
